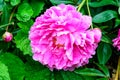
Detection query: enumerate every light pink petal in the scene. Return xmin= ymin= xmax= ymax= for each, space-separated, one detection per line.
xmin=78 ymin=16 xmax=92 ymax=30
xmin=43 ymin=51 xmax=52 ymax=64
xmin=33 ymin=53 xmax=43 ymax=62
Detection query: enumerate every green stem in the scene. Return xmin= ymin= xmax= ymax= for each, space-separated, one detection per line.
xmin=86 ymin=0 xmax=91 ymax=16
xmin=86 ymin=0 xmax=93 ymax=29
xmin=0 ymin=22 xmax=14 ymax=28
xmin=77 ymin=0 xmax=93 ymax=29
xmin=77 ymin=0 xmax=86 ymax=12
xmin=114 ymin=56 xmax=120 ymax=80
xmin=6 ymin=6 xmax=17 ymax=31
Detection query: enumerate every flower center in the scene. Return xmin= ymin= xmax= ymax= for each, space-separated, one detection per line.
xmin=52 ymin=37 xmax=64 ymax=48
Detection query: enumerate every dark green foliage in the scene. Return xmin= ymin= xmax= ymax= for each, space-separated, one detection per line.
xmin=97 ymin=42 xmax=112 ymax=65
xmin=93 ymin=10 xmax=118 ymax=23
xmin=75 ymin=68 xmax=105 ymax=77
xmin=0 ymin=53 xmax=25 ymax=80
xmin=89 ymin=0 xmax=118 ymax=7
xmin=0 ymin=61 xmax=10 ymax=80
xmin=24 ymin=57 xmax=51 ymax=80
xmin=0 ymin=0 xmax=119 ymax=80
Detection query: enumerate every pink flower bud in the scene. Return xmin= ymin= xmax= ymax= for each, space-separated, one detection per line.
xmin=92 ymin=28 xmax=102 ymax=43
xmin=2 ymin=32 xmax=13 ymax=42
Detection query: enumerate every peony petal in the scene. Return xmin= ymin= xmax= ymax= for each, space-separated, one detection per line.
xmin=65 ymin=48 xmax=73 ymax=60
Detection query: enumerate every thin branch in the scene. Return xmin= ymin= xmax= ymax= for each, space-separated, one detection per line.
xmin=86 ymin=0 xmax=93 ymax=29
xmin=114 ymin=56 xmax=120 ymax=80
xmin=77 ymin=0 xmax=86 ymax=12
xmin=0 ymin=22 xmax=14 ymax=28
xmin=6 ymin=6 xmax=17 ymax=31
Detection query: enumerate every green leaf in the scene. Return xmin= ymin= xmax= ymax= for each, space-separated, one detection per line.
xmin=10 ymin=0 xmax=20 ymax=6
xmin=82 ymin=76 xmax=97 ymax=80
xmin=0 ymin=41 xmax=11 ymax=51
xmin=1 ymin=3 xmax=10 ymax=24
xmin=0 ymin=0 xmax=4 ymax=11
xmin=17 ymin=19 xmax=33 ymax=33
xmin=115 ymin=18 xmax=120 ymax=27
xmin=0 ymin=61 xmax=11 ymax=80
xmin=15 ymin=20 xmax=33 ymax=55
xmin=97 ymin=42 xmax=112 ymax=64
xmin=95 ymin=63 xmax=110 ymax=77
xmin=60 ymin=71 xmax=83 ymax=80
xmin=53 ymin=71 xmax=63 ymax=80
xmin=5 ymin=0 xmax=9 ymax=2
xmin=0 ymin=53 xmax=25 ymax=80
xmin=30 ymin=1 xmax=45 ymax=18
xmin=93 ymin=10 xmax=118 ymax=23
xmin=14 ymin=30 xmax=32 ymax=55
xmin=118 ymin=7 xmax=120 ymax=15
xmin=50 ymin=0 xmax=74 ymax=5
xmin=16 ymin=3 xmax=33 ymax=22
xmin=89 ymin=0 xmax=118 ymax=7
xmin=96 ymin=78 xmax=108 ymax=80
xmin=74 ymin=68 xmax=105 ymax=77
xmin=50 ymin=73 xmax=55 ymax=80
xmin=101 ymin=35 xmax=112 ymax=44
xmin=25 ymin=56 xmax=51 ymax=80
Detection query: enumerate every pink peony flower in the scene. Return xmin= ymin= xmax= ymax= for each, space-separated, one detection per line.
xmin=113 ymin=29 xmax=120 ymax=50
xmin=2 ymin=32 xmax=13 ymax=42
xmin=29 ymin=4 xmax=101 ymax=71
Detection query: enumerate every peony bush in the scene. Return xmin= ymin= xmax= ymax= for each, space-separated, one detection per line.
xmin=0 ymin=0 xmax=120 ymax=80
